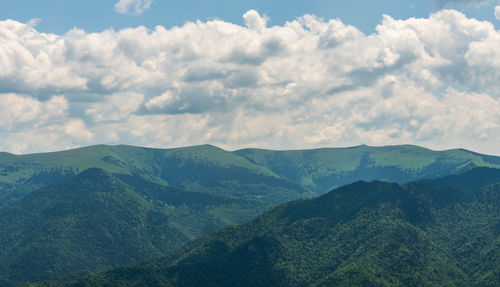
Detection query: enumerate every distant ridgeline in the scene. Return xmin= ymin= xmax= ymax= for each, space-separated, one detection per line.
xmin=30 ymin=167 xmax=500 ymax=286
xmin=1 ymin=144 xmax=499 ymax=210
xmin=0 ymin=144 xmax=499 ymax=284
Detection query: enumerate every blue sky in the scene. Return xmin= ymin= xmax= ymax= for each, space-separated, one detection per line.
xmin=1 ymin=0 xmax=498 ymax=34
xmin=0 ymin=0 xmax=500 ymax=155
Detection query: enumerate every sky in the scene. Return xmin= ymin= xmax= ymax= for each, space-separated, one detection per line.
xmin=0 ymin=0 xmax=499 ymax=155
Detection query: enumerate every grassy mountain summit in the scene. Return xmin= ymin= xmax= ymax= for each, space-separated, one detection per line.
xmin=44 ymin=167 xmax=500 ymax=286
xmin=1 ymin=144 xmax=499 ymax=210
xmin=235 ymin=144 xmax=500 ymax=194
xmin=0 ymin=144 xmax=309 ymax=210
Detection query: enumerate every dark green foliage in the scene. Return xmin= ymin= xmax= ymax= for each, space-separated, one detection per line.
xmin=0 ymin=277 xmax=13 ymax=287
xmin=43 ymin=168 xmax=500 ymax=287
xmin=0 ymin=169 xmax=272 ymax=284
xmin=420 ymin=167 xmax=500 ymax=190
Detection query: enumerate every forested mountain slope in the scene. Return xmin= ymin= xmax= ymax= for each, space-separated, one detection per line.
xmin=1 ymin=144 xmax=499 ymax=285
xmin=43 ymin=167 xmax=500 ymax=287
xmin=0 ymin=168 xmax=274 ymax=284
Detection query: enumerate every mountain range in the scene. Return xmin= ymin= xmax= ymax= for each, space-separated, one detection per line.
xmin=0 ymin=144 xmax=499 ymax=285
xmin=32 ymin=167 xmax=500 ymax=286
xmin=2 ymin=144 xmax=500 ymax=210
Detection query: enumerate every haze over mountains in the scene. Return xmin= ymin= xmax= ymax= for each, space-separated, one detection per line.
xmin=0 ymin=144 xmax=500 ymax=285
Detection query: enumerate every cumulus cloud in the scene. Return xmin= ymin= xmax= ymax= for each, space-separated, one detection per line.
xmin=0 ymin=10 xmax=499 ymax=155
xmin=85 ymin=92 xmax=144 ymax=123
xmin=243 ymin=10 xmax=268 ymax=32
xmin=0 ymin=94 xmax=67 ymax=130
xmin=144 ymin=91 xmax=177 ymax=111
xmin=114 ymin=0 xmax=152 ymax=15
xmin=64 ymin=119 xmax=94 ymax=141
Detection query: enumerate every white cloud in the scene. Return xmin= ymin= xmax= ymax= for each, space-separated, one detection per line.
xmin=243 ymin=10 xmax=268 ymax=32
xmin=114 ymin=0 xmax=152 ymax=15
xmin=0 ymin=10 xmax=500 ymax=155
xmin=495 ymin=5 xmax=500 ymax=20
xmin=27 ymin=18 xmax=41 ymax=27
xmin=64 ymin=119 xmax=94 ymax=142
xmin=0 ymin=94 xmax=67 ymax=130
xmin=145 ymin=91 xmax=176 ymax=111
xmin=85 ymin=92 xmax=144 ymax=123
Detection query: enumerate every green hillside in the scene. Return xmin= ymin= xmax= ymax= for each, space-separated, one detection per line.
xmin=0 ymin=168 xmax=271 ymax=284
xmin=3 ymin=144 xmax=500 ymax=210
xmin=44 ymin=168 xmax=500 ymax=286
xmin=235 ymin=145 xmax=500 ymax=194
xmin=151 ymin=145 xmax=308 ymax=202
xmin=2 ymin=144 xmax=500 ymax=285
xmin=0 ymin=144 xmax=309 ymax=210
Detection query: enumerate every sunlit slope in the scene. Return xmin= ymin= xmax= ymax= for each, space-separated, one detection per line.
xmin=235 ymin=145 xmax=500 ymax=194
xmin=3 ymin=144 xmax=499 ymax=209
xmin=151 ymin=145 xmax=308 ymax=202
xmin=0 ymin=144 xmax=309 ymax=209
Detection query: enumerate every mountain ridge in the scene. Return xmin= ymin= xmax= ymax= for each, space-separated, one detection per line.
xmin=234 ymin=144 xmax=500 ymax=193
xmin=0 ymin=167 xmax=285 ymax=284
xmin=2 ymin=144 xmax=499 ymax=201
xmin=0 ymin=144 xmax=309 ymax=210
xmin=1 ymin=144 xmax=500 ymax=285
xmin=39 ymin=167 xmax=500 ymax=286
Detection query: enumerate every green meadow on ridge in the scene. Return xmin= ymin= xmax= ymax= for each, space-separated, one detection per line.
xmin=2 ymin=144 xmax=499 ymax=210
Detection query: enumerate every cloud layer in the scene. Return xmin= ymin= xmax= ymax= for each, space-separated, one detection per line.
xmin=0 ymin=10 xmax=499 ymax=154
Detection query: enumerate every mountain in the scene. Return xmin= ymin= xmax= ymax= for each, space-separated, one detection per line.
xmin=2 ymin=144 xmax=499 ymax=211
xmin=44 ymin=167 xmax=500 ymax=286
xmin=0 ymin=168 xmax=272 ymax=284
xmin=235 ymin=144 xmax=500 ymax=194
xmin=2 ymin=144 xmax=500 ymax=284
xmin=0 ymin=144 xmax=310 ymax=210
